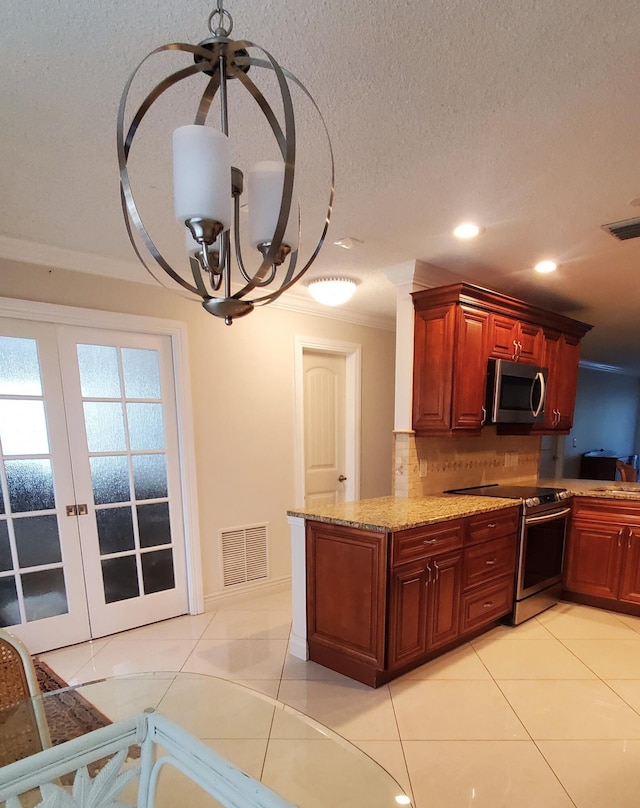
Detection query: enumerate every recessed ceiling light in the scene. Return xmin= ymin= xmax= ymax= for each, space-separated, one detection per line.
xmin=453 ymin=222 xmax=482 ymax=239
xmin=534 ymin=260 xmax=558 ymax=273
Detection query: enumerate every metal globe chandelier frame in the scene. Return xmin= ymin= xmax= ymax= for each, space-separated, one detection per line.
xmin=117 ymin=0 xmax=335 ymax=325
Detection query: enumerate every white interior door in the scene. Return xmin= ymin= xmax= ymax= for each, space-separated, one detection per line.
xmin=56 ymin=326 xmax=188 ymax=639
xmin=0 ymin=319 xmax=90 ymax=651
xmin=303 ymin=351 xmax=347 ymax=509
xmin=0 ymin=319 xmax=189 ymax=652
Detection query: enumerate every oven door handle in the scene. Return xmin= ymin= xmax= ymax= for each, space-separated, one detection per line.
xmin=524 ymin=506 xmax=571 ymax=525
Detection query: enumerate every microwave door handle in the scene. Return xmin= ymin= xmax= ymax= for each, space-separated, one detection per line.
xmin=530 ymin=371 xmax=546 ymax=418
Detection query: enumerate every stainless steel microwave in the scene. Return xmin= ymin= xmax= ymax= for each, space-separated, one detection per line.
xmin=486 ymin=358 xmax=547 ymax=424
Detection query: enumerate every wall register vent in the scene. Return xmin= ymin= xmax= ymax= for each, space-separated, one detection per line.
xmin=220 ymin=523 xmax=269 ymax=587
xmin=602 ymin=217 xmax=640 ymax=241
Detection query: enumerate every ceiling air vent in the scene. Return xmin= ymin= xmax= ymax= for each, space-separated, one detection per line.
xmin=602 ymin=217 xmax=640 ymax=241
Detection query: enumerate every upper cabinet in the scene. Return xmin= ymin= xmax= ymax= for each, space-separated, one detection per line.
xmin=412 ymin=283 xmax=592 ymax=437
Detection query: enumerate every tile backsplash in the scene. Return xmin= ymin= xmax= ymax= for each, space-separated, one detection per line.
xmin=393 ymin=428 xmax=541 ymax=497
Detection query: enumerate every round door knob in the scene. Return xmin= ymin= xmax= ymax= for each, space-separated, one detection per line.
xmin=338 ymin=475 xmax=347 ymax=482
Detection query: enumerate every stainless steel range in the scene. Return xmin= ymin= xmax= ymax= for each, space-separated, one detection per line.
xmin=448 ymin=484 xmax=572 ymax=624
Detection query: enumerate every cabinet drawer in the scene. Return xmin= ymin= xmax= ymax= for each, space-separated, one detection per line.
xmin=460 ymin=576 xmax=514 ymax=634
xmin=465 ymin=507 xmax=520 ymax=546
xmin=463 ymin=535 xmax=517 ymax=590
xmin=572 ymin=497 xmax=640 ymax=526
xmin=392 ymin=520 xmax=463 ymax=567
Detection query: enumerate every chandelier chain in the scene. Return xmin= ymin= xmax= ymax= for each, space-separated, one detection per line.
xmin=208 ymin=1 xmax=233 ymax=37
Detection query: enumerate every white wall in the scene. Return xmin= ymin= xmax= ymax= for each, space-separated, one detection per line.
xmin=564 ymin=366 xmax=640 ymax=478
xmin=0 ymin=258 xmax=396 ymax=601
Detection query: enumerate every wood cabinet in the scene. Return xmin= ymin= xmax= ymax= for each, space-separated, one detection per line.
xmin=533 ymin=331 xmax=581 ymax=433
xmin=411 ymin=283 xmax=591 ymax=437
xmin=306 ymin=505 xmax=520 ymax=687
xmin=412 ymin=303 xmax=488 ymax=435
xmin=564 ymin=497 xmax=640 ymax=613
xmin=489 ymin=315 xmax=544 ymax=364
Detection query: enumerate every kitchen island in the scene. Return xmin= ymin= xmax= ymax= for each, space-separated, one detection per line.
xmin=287 ymin=494 xmax=520 ymax=686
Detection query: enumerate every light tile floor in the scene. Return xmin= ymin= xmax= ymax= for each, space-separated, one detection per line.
xmin=40 ymin=591 xmax=640 ymax=808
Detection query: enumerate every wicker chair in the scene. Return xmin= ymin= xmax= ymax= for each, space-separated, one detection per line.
xmin=0 ymin=628 xmax=50 ymax=766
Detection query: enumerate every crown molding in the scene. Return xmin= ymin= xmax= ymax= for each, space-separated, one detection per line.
xmin=0 ymin=235 xmax=395 ymax=332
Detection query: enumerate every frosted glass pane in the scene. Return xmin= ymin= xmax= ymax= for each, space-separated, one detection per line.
xmin=83 ymin=402 xmax=126 ymax=452
xmin=90 ymin=455 xmax=131 ymax=504
xmin=132 ymin=454 xmax=167 ymax=500
xmin=122 ymin=349 xmax=161 ymax=399
xmin=0 ymin=400 xmax=50 ymax=455
xmin=141 ymin=549 xmax=175 ymax=594
xmin=127 ymin=404 xmax=165 ymax=450
xmin=0 ymin=521 xmax=12 ymax=571
xmin=137 ymin=502 xmax=171 ymax=548
xmin=102 ymin=556 xmax=139 ymax=603
xmin=22 ymin=569 xmax=68 ymax=621
xmin=77 ymin=344 xmax=121 ymax=398
xmin=0 ymin=482 xmax=4 ymax=515
xmin=14 ymin=515 xmax=62 ymax=567
xmin=96 ymin=507 xmax=135 ymax=555
xmin=6 ymin=459 xmax=55 ymax=512
xmin=0 ymin=337 xmax=42 ymax=396
xmin=0 ymin=577 xmax=20 ymax=627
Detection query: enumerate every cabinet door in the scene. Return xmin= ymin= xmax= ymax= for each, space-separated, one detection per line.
xmin=388 ymin=560 xmax=429 ymax=669
xmin=619 ymin=528 xmax=640 ymax=605
xmin=517 ymin=322 xmax=544 ymax=364
xmin=428 ymin=550 xmax=463 ymax=651
xmin=564 ymin=520 xmax=622 ymax=600
xmin=451 ymin=306 xmax=489 ymax=431
xmin=412 ymin=304 xmax=455 ymax=433
xmin=489 ymin=315 xmax=519 ymax=361
xmin=554 ymin=335 xmax=581 ymax=430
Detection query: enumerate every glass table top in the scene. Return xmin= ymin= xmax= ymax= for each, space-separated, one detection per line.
xmin=0 ymin=671 xmax=412 ymax=807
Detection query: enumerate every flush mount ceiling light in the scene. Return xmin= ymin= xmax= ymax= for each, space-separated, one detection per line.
xmin=307 ymin=277 xmax=357 ymax=306
xmin=453 ymin=222 xmax=482 ymax=239
xmin=117 ymin=0 xmax=334 ymax=325
xmin=534 ymin=260 xmax=558 ymax=273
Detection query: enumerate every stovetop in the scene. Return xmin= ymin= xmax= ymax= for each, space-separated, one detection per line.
xmin=446 ymin=484 xmax=571 ymax=508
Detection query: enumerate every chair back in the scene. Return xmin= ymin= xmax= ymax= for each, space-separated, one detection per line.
xmin=0 ymin=628 xmax=50 ymax=765
xmin=616 ymin=460 xmax=638 ymax=483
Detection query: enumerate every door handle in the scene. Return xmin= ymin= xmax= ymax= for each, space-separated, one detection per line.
xmin=66 ymin=504 xmax=88 ymax=517
xmin=338 ymin=475 xmax=347 ymax=482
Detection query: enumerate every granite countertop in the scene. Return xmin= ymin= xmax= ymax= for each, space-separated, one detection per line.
xmin=541 ymin=478 xmax=640 ymax=501
xmin=287 ymin=495 xmax=520 ymax=532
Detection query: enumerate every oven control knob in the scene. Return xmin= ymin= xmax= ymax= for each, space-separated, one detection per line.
xmin=558 ymin=490 xmax=570 ymax=500
xmin=525 ymin=497 xmax=540 ymax=507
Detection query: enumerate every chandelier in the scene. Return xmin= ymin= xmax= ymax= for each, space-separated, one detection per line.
xmin=117 ymin=1 xmax=334 ymax=325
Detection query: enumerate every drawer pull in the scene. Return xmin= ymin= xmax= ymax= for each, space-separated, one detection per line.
xmin=422 ymin=539 xmax=438 ymax=545
xmin=485 ymin=559 xmax=496 ymax=566
xmin=487 ymin=523 xmax=496 ymax=529
xmin=483 ymin=601 xmax=494 ymax=608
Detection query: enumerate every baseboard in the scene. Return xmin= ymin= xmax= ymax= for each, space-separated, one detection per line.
xmin=203 ymin=575 xmax=292 ymax=610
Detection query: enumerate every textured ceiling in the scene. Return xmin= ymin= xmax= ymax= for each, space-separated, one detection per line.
xmin=2 ymin=0 xmax=640 ymax=369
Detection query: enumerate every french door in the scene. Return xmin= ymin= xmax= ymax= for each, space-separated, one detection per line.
xmin=0 ymin=318 xmax=188 ymax=653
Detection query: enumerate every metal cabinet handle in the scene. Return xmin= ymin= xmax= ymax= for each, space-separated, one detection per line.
xmin=425 ymin=563 xmax=432 ymax=585
xmin=423 ymin=538 xmax=438 ymax=545
xmin=481 ymin=405 xmax=487 ymax=425
xmin=483 ymin=601 xmax=494 ymax=608
xmin=485 ymin=559 xmax=496 ymax=566
xmin=433 ymin=560 xmax=440 ymax=581
xmin=338 ymin=474 xmax=347 ymax=482
xmin=512 ymin=339 xmax=519 ymax=361
xmin=487 ymin=523 xmax=496 ymax=529
xmin=618 ymin=527 xmax=626 ymax=548
xmin=628 ymin=530 xmax=634 ymax=550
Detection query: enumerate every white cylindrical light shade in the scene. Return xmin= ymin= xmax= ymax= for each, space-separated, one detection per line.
xmin=172 ymin=125 xmax=232 ymax=229
xmin=247 ymin=161 xmax=299 ymax=251
xmin=308 ymin=277 xmax=356 ymax=306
